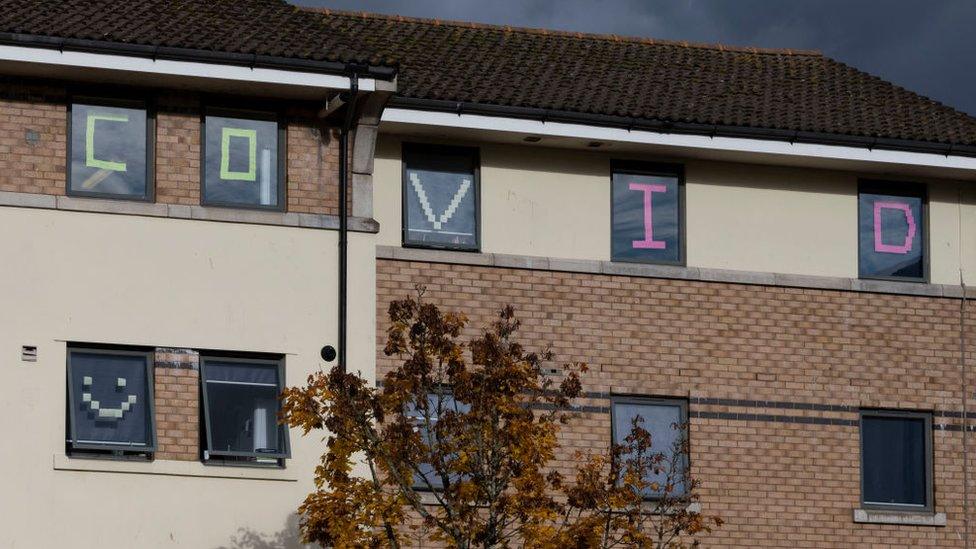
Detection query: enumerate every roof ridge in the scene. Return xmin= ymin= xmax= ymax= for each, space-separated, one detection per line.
xmin=301 ymin=6 xmax=823 ymax=57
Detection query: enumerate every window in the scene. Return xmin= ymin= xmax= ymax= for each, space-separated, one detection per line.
xmin=858 ymin=181 xmax=926 ymax=281
xmin=406 ymin=392 xmax=469 ymax=490
xmin=66 ymin=346 xmax=155 ymax=456
xmin=611 ymin=397 xmax=687 ymax=498
xmin=68 ymin=100 xmax=152 ymax=200
xmin=860 ymin=410 xmax=933 ymax=512
xmin=402 ymin=143 xmax=479 ymax=250
xmin=200 ymin=355 xmax=289 ymax=465
xmin=611 ymin=162 xmax=684 ymax=265
xmin=202 ymin=111 xmax=284 ymax=209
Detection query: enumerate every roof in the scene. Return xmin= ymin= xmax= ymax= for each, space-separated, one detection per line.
xmin=0 ymin=0 xmax=392 ymax=75
xmin=321 ymin=9 xmax=976 ymax=151
xmin=3 ymin=0 xmax=976 ymax=152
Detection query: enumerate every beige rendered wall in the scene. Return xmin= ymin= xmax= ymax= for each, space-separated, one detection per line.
xmin=374 ymin=134 xmax=976 ymax=284
xmin=0 ymin=206 xmax=375 ymax=548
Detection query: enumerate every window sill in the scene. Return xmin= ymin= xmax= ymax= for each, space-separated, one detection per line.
xmin=0 ymin=191 xmax=379 ymax=233
xmin=52 ymin=454 xmax=298 ymax=482
xmin=853 ymin=508 xmax=946 ymax=526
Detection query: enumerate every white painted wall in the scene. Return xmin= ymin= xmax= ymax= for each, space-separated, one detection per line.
xmin=374 ymin=134 xmax=976 ymax=285
xmin=0 ymin=206 xmax=375 ymax=548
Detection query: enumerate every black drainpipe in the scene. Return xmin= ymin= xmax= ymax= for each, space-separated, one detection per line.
xmin=338 ymin=70 xmax=360 ymax=373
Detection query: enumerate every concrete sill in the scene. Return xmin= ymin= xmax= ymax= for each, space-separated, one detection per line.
xmin=853 ymin=508 xmax=946 ymax=526
xmin=53 ymin=454 xmax=298 ymax=482
xmin=0 ymin=191 xmax=379 ymax=233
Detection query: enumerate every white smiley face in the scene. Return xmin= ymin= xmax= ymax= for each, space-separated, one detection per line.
xmin=81 ymin=375 xmax=138 ymax=420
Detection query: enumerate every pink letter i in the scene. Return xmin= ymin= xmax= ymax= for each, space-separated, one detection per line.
xmin=629 ymin=182 xmax=667 ymax=249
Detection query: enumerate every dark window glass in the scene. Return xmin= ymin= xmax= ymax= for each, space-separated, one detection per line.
xmin=67 ymin=348 xmax=154 ymax=453
xmin=612 ymin=166 xmax=682 ymax=264
xmin=858 ymin=184 xmax=925 ymax=280
xmin=611 ymin=399 xmax=686 ymax=498
xmin=203 ymin=115 xmax=280 ymax=208
xmin=407 ymin=392 xmax=469 ymax=489
xmin=201 ymin=357 xmax=288 ymax=462
xmin=862 ymin=414 xmax=929 ymax=508
xmin=69 ymin=103 xmax=149 ymax=199
xmin=403 ymin=144 xmax=478 ymax=250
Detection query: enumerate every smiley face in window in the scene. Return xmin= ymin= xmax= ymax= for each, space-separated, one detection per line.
xmin=67 ymin=349 xmax=154 ymax=451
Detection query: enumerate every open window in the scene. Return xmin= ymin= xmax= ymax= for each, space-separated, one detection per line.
xmin=860 ymin=410 xmax=933 ymax=512
xmin=68 ymin=99 xmax=153 ymax=201
xmin=66 ymin=346 xmax=155 ymax=458
xmin=402 ymin=143 xmax=480 ymax=251
xmin=610 ymin=396 xmax=688 ymax=499
xmin=200 ymin=355 xmax=289 ymax=466
xmin=202 ymin=109 xmax=284 ymax=210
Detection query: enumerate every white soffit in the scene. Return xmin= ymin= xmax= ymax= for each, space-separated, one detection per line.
xmin=0 ymin=44 xmax=376 ymax=97
xmin=382 ymin=108 xmax=976 ymax=181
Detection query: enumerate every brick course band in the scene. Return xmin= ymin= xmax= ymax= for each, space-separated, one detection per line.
xmin=377 ymin=257 xmax=976 ymax=545
xmin=378 ymin=245 xmax=973 ymax=299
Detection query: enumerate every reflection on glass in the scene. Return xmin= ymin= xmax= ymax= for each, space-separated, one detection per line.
xmin=403 ymin=145 xmax=478 ymax=249
xmin=69 ymin=351 xmax=151 ymax=448
xmin=612 ymin=401 xmax=685 ymax=498
xmin=612 ymin=170 xmax=681 ymax=263
xmin=858 ymin=190 xmax=924 ymax=279
xmin=70 ymin=104 xmax=148 ymax=198
xmin=204 ymin=116 xmax=279 ymax=208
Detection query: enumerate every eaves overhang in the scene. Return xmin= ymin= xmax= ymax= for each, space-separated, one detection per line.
xmin=0 ymin=32 xmax=398 ymax=99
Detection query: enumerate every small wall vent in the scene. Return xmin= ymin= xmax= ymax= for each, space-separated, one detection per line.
xmin=21 ymin=346 xmax=37 ymax=362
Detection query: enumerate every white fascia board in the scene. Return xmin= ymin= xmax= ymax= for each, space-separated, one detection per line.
xmin=0 ymin=44 xmax=376 ymax=91
xmin=382 ymin=107 xmax=976 ymax=174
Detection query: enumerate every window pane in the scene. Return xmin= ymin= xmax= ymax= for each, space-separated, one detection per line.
xmin=204 ymin=116 xmax=279 ymax=208
xmin=612 ymin=401 xmax=685 ymax=497
xmin=862 ymin=415 xmax=927 ymax=506
xmin=612 ymin=170 xmax=681 ymax=263
xmin=205 ymin=360 xmax=279 ymax=385
xmin=68 ymin=351 xmax=152 ymax=448
xmin=407 ymin=393 xmax=469 ymax=488
xmin=203 ymin=359 xmax=284 ymax=456
xmin=70 ymin=104 xmax=148 ymax=198
xmin=206 ymin=383 xmax=281 ymax=454
xmin=403 ymin=145 xmax=478 ymax=249
xmin=858 ymin=190 xmax=924 ymax=279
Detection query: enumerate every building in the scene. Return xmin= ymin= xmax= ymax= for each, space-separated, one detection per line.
xmin=3 ymin=1 xmax=976 ymax=547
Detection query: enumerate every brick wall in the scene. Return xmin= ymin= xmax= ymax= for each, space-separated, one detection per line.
xmin=153 ymin=348 xmax=200 ymax=461
xmin=0 ymin=82 xmax=342 ymax=215
xmin=376 ymin=258 xmax=976 ymax=547
xmin=0 ymin=83 xmax=66 ymax=195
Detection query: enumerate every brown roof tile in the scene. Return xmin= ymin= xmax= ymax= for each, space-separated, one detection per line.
xmin=3 ymin=0 xmax=976 ymax=149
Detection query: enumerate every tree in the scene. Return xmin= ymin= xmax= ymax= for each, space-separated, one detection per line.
xmin=281 ymin=293 xmax=720 ymax=548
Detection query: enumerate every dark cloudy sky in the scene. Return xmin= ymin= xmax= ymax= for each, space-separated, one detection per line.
xmin=293 ymin=0 xmax=976 ymax=116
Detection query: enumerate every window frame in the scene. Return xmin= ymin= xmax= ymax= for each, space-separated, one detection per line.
xmin=65 ymin=95 xmax=156 ymax=202
xmin=859 ymin=409 xmax=934 ymax=513
xmin=200 ymin=106 xmax=287 ymax=212
xmin=401 ymin=142 xmax=482 ymax=252
xmin=407 ymin=388 xmax=469 ymax=492
xmin=857 ymin=179 xmax=929 ymax=283
xmin=609 ymin=160 xmax=686 ymax=267
xmin=609 ymin=395 xmax=690 ymax=500
xmin=65 ymin=345 xmax=157 ymax=454
xmin=199 ymin=354 xmax=291 ymax=463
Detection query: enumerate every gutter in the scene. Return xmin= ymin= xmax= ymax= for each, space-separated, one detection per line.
xmin=0 ymin=32 xmax=397 ymax=81
xmin=389 ymin=96 xmax=976 ymax=160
